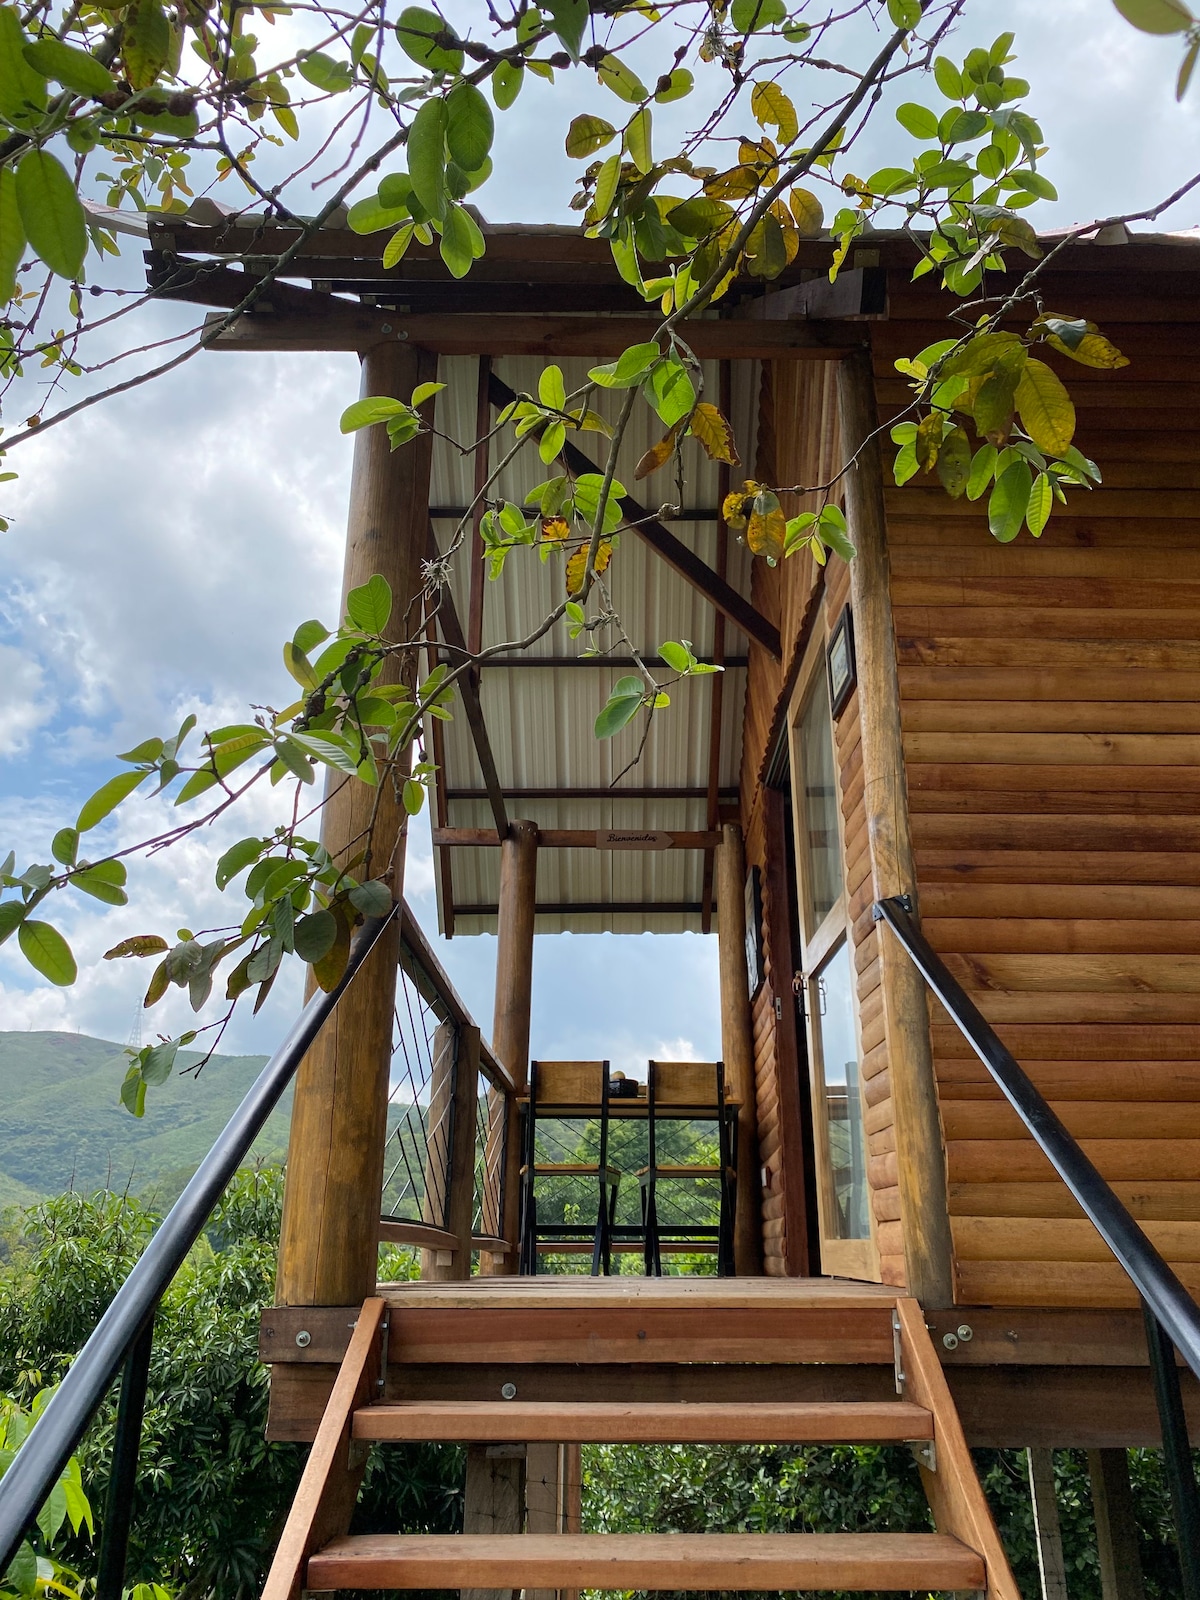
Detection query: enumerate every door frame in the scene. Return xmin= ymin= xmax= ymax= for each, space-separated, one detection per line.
xmin=786 ymin=607 xmax=881 ymax=1283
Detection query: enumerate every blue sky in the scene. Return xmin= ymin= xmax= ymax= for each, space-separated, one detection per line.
xmin=1 ymin=0 xmax=1198 ymax=1086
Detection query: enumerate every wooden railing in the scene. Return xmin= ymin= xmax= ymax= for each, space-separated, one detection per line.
xmin=375 ymin=905 xmax=515 ymax=1274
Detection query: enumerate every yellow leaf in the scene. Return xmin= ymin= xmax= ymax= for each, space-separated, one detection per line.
xmin=704 ymin=166 xmax=761 ymax=199
xmin=635 ymin=425 xmax=680 ymax=480
xmin=1015 ymin=357 xmax=1076 ymax=457
xmin=541 ymin=516 xmax=569 ymax=542
xmin=915 ymin=413 xmax=944 ymax=472
xmin=750 ymin=80 xmax=798 ymax=143
xmin=788 ymin=186 xmax=824 ymax=238
xmin=689 ymin=402 xmax=741 ymax=466
xmin=722 ymin=481 xmax=760 ymax=530
xmin=573 ymin=408 xmax=614 ymax=435
xmin=565 ymin=539 xmax=613 ymax=595
xmin=1045 ymin=330 xmax=1130 ymax=370
xmin=746 ymin=491 xmax=786 ymax=561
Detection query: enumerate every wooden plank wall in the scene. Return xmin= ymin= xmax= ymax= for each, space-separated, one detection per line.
xmin=740 ymin=359 xmax=903 ymax=1282
xmin=872 ymin=244 xmax=1200 ymax=1307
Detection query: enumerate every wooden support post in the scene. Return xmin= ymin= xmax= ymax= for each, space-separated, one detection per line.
xmin=419 ymin=1021 xmax=456 ymax=1278
xmin=1027 ymin=1449 xmax=1069 ymax=1600
xmin=837 ymin=349 xmax=955 ymax=1310
xmin=443 ymin=1024 xmax=481 ymax=1281
xmin=462 ymin=1443 xmax=525 ymax=1600
xmin=483 ymin=820 xmax=538 ymax=1276
xmin=275 ymin=342 xmax=435 ymax=1309
xmin=717 ymin=821 xmax=762 ymax=1276
xmin=1088 ymin=1449 xmax=1147 ymax=1600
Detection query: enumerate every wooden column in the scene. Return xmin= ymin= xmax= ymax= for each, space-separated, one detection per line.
xmin=1027 ymin=1449 xmax=1069 ymax=1600
xmin=276 ymin=341 xmax=435 ymax=1308
xmin=1088 ymin=1449 xmax=1147 ymax=1600
xmin=462 ymin=1443 xmax=524 ymax=1600
xmin=717 ymin=821 xmax=762 ymax=1276
xmin=837 ymin=349 xmax=955 ymax=1309
xmin=484 ymin=819 xmax=537 ymax=1275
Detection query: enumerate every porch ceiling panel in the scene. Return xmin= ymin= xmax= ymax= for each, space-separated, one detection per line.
xmin=425 ymin=355 xmax=757 ymax=937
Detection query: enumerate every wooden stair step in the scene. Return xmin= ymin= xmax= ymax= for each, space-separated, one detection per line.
xmin=306 ymin=1531 xmax=986 ymax=1592
xmin=352 ymin=1399 xmax=934 ymax=1443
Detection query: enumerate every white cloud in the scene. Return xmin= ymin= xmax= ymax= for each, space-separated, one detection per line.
xmin=0 ymin=647 xmax=52 ymax=754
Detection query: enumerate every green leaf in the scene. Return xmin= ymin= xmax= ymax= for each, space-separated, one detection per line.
xmin=340 ymin=395 xmax=411 ymax=433
xmin=122 ymin=0 xmax=170 ymax=89
xmin=492 ymin=60 xmax=523 ymax=109
xmin=0 ymin=9 xmax=46 ymax=128
xmin=588 ymin=341 xmax=660 ymax=390
xmin=0 ymin=899 xmax=26 ymax=946
xmin=936 ymin=425 xmax=972 ymax=498
xmin=289 ymin=731 xmax=362 ymax=775
xmin=887 ymin=0 xmax=922 ymax=24
xmin=730 ymin=0 xmax=786 ymax=31
xmin=933 ymin=55 xmax=964 ymax=99
xmin=18 ymin=919 xmax=77 ymax=985
xmin=402 ymin=778 xmax=425 ymax=815
xmin=294 ymin=909 xmax=337 ymax=962
xmin=348 ymin=194 xmax=412 ymax=235
xmin=216 ymin=836 xmax=265 ymax=890
xmin=0 ymin=164 xmax=26 ymax=301
xmin=1026 ymin=470 xmax=1053 ymax=536
xmin=596 ymin=53 xmax=647 ymax=103
xmin=446 ymin=82 xmax=494 ymax=172
xmin=51 ymin=827 xmax=78 ymax=866
xmin=538 ymin=364 xmax=567 ymax=411
xmin=647 ymin=357 xmax=695 ymax=427
xmin=346 ymin=573 xmax=393 ymax=633
xmin=572 ymin=472 xmax=627 ymax=533
xmin=349 ymin=879 xmax=392 ymax=915
xmin=988 ymin=459 xmax=1033 ymax=542
xmin=118 ymin=736 xmax=165 ymax=763
xmin=1112 ymin=0 xmax=1193 ymax=33
xmin=659 ymin=640 xmax=691 ymax=673
xmin=294 ymin=619 xmax=329 ymax=654
xmin=947 ymin=109 xmax=989 ymax=143
xmin=77 ymin=769 xmax=148 ymax=832
xmin=545 ymin=0 xmax=588 ymax=58
xmin=71 ymin=858 xmax=129 ymax=904
xmin=408 ymin=97 xmax=449 ymax=222
xmin=16 ymin=150 xmax=86 ymax=280
xmin=121 ymin=1064 xmax=147 ymax=1118
xmin=23 ymin=37 xmax=117 ymax=97
xmin=655 ymin=68 xmax=693 ymax=103
xmin=595 ymin=676 xmax=645 ymax=738
xmin=395 ymin=6 xmax=463 ymax=71
xmin=625 ymin=106 xmax=652 ymax=174
xmin=140 ymin=1038 xmax=179 ymax=1085
xmin=439 ymin=201 xmax=482 ymax=278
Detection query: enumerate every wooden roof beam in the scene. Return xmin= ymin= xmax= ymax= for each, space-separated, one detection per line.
xmin=488 ymin=373 xmax=782 ymax=661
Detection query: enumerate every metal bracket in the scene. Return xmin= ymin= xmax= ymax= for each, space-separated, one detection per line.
xmin=911 ymin=1440 xmax=937 ymax=1473
xmin=377 ymin=1314 xmax=390 ymax=1395
xmin=892 ymin=1311 xmax=906 ymax=1395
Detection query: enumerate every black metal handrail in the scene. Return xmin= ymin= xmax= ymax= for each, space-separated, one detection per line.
xmin=876 ymin=894 xmax=1200 ymax=1596
xmin=0 ymin=908 xmax=397 ymax=1587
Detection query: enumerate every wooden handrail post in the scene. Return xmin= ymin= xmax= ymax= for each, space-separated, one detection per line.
xmin=276 ymin=342 xmax=435 ymax=1308
xmin=717 ymin=821 xmax=763 ymax=1276
xmin=419 ymin=1020 xmax=456 ymax=1278
xmin=837 ymin=348 xmax=955 ymax=1308
xmin=421 ymin=1023 xmax=480 ymax=1283
xmin=483 ymin=819 xmax=538 ymax=1276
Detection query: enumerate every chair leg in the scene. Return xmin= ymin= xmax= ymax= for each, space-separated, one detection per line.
xmin=522 ymin=1186 xmax=538 ymax=1276
xmin=640 ymin=1184 xmax=653 ymax=1276
xmin=645 ymin=1180 xmax=661 ymax=1277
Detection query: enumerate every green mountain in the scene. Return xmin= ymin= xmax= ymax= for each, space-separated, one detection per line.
xmin=0 ymin=1031 xmax=289 ymax=1208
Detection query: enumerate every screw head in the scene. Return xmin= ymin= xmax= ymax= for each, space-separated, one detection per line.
xmin=956 ymin=1324 xmax=974 ymax=1342
xmin=295 ymin=1329 xmax=311 ymax=1348
xmin=500 ymin=1382 xmax=517 ymax=1400
xmin=942 ymin=1332 xmax=959 ymax=1351
xmin=380 ymin=322 xmax=393 ymax=334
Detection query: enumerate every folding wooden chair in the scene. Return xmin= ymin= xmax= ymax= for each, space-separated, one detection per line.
xmin=518 ymin=1060 xmax=621 ymax=1275
xmin=638 ymin=1060 xmax=736 ymax=1276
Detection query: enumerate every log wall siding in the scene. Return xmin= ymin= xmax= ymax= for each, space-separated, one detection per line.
xmin=873 ymin=257 xmax=1200 ymax=1307
xmin=740 ymin=359 xmax=902 ymax=1281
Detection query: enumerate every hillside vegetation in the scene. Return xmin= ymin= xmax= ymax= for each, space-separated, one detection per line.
xmin=0 ymin=1031 xmax=285 ymax=1205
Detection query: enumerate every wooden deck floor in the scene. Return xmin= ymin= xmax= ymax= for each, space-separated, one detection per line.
xmin=377 ymin=1276 xmax=899 ymax=1310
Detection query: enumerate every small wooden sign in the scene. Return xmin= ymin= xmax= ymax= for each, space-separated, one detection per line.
xmin=595 ymin=829 xmax=673 ymax=851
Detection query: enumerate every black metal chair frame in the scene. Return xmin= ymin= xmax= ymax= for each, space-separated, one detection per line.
xmin=638 ymin=1059 xmax=737 ymax=1277
xmin=518 ymin=1060 xmax=620 ymax=1275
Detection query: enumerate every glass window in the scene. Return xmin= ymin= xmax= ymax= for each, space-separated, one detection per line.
xmin=796 ymin=666 xmax=842 ymax=935
xmin=814 ymin=939 xmax=870 ymax=1241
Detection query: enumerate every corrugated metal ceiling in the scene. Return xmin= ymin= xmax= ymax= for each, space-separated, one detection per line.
xmin=427 ymin=353 xmax=762 ymax=936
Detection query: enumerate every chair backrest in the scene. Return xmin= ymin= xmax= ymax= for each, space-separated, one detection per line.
xmin=530 ymin=1060 xmax=610 ymax=1107
xmin=649 ymin=1060 xmax=725 ymax=1107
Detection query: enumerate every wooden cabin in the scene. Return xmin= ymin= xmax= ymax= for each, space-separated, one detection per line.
xmin=147 ymin=216 xmax=1200 ymax=1595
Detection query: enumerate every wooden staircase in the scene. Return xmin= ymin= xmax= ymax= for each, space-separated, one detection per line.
xmin=263 ymin=1279 xmax=1019 ymax=1597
